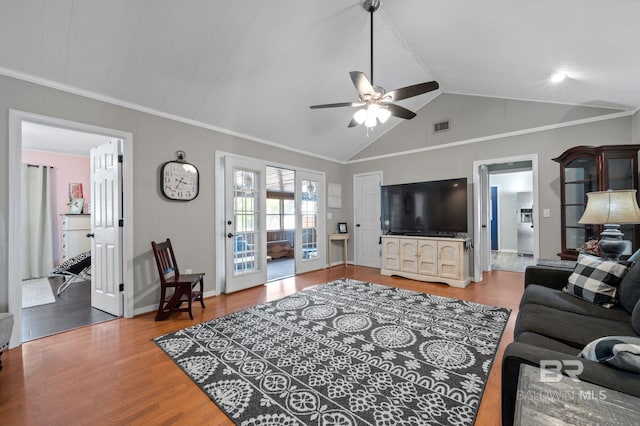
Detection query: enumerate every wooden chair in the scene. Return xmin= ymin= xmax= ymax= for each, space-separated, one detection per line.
xmin=151 ymin=238 xmax=205 ymax=321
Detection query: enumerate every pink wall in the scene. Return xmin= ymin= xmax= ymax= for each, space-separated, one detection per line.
xmin=22 ymin=149 xmax=91 ymax=265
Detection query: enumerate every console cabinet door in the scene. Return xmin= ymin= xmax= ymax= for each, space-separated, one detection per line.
xmin=438 ymin=240 xmax=462 ymax=280
xmin=399 ymin=239 xmax=418 ymax=274
xmin=417 ymin=239 xmax=437 ymax=276
xmin=381 ymin=238 xmax=400 ymax=271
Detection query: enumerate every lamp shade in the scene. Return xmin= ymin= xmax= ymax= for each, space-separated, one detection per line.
xmin=579 ymin=189 xmax=640 ymax=225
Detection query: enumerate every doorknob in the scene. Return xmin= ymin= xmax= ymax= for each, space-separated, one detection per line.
xmin=86 ymin=233 xmax=95 ymax=238
xmin=227 ymin=233 xmax=235 ymax=238
xmin=356 ymin=224 xmax=361 ymax=227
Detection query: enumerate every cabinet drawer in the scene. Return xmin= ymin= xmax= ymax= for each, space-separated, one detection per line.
xmin=61 ymin=214 xmax=91 ymax=230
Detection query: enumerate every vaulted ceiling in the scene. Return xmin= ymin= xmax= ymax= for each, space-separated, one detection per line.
xmin=2 ymin=0 xmax=639 ymax=162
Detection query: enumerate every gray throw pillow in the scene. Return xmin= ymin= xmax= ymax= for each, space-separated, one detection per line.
xmin=563 ymin=253 xmax=630 ymax=308
xmin=618 ymin=262 xmax=640 ymax=314
xmin=579 ymin=336 xmax=640 ymax=373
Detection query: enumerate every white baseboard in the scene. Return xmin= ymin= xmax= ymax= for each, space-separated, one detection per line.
xmin=132 ymin=290 xmax=219 ymax=317
xmin=327 ymin=261 xmax=352 ymax=267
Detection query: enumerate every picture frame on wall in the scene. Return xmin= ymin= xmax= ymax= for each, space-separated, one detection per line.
xmin=69 ymin=198 xmax=84 ymax=214
xmin=69 ymin=183 xmax=83 ymax=200
xmin=338 ymin=222 xmax=348 ymax=234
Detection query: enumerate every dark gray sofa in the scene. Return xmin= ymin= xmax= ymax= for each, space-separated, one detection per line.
xmin=501 ymin=264 xmax=640 ymax=426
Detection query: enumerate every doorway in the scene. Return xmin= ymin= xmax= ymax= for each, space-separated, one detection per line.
xmin=20 ymin=124 xmax=118 ymax=341
xmin=266 ymin=166 xmax=296 ymax=282
xmin=487 ymin=164 xmax=536 ymax=272
xmin=473 ymin=154 xmax=539 ymax=281
xmin=7 ymin=110 xmax=134 ymax=349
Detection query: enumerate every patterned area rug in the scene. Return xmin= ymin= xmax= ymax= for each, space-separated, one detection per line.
xmin=154 ymin=279 xmax=511 ymax=425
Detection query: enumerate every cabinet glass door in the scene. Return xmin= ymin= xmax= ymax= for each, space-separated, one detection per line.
xmin=563 ymin=158 xmax=598 ymax=251
xmin=607 ymin=157 xmax=637 ymax=254
xmin=608 ymin=158 xmax=633 ymax=190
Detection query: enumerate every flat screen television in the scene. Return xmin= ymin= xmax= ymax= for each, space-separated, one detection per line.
xmin=381 ymin=177 xmax=467 ymax=236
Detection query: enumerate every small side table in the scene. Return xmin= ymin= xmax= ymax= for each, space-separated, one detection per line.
xmin=328 ymin=233 xmax=349 ymax=265
xmin=514 ymin=364 xmax=640 ymax=425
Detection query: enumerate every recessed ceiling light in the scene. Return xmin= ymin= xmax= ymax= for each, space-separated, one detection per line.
xmin=550 ymin=73 xmax=567 ymax=83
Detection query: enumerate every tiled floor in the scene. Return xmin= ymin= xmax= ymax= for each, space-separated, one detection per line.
xmin=491 ymin=250 xmax=536 ymax=273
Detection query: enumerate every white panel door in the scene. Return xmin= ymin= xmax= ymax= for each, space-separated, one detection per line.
xmin=90 ymin=140 xmax=123 ymax=316
xmin=354 ymin=172 xmax=382 ymax=268
xmin=480 ymin=165 xmax=491 ymax=272
xmin=225 ymin=156 xmax=267 ymax=293
xmin=295 ymin=171 xmax=325 ymax=274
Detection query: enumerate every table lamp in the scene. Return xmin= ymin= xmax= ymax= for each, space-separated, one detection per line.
xmin=578 ymin=189 xmax=640 ymax=260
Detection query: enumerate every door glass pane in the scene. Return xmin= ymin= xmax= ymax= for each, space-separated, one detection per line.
xmin=565 ymin=183 xmax=589 ymax=205
xmin=565 ymin=158 xmax=596 ymax=183
xmin=301 ymin=179 xmax=318 ymax=260
xmin=233 ymin=169 xmax=259 ymax=275
xmin=283 ymin=199 xmax=295 ymax=230
xmin=566 ymin=205 xmax=586 ymax=227
xmin=608 ymin=158 xmax=633 ymax=190
xmin=566 ymin=225 xmax=599 ymax=250
xmin=565 ymin=227 xmax=586 ymax=251
xmin=266 ymin=198 xmax=281 ymax=231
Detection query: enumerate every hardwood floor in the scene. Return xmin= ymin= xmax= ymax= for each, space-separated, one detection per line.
xmin=0 ymin=266 xmax=524 ymax=425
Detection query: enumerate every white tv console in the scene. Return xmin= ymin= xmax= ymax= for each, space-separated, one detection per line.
xmin=380 ymin=235 xmax=471 ymax=288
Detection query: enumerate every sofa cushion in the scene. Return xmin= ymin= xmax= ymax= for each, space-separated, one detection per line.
xmin=563 ymin=253 xmax=630 ymax=308
xmin=619 ymin=262 xmax=640 ymax=314
xmin=522 ymin=284 xmax=631 ymax=323
xmin=634 ymin=299 xmax=640 ymax=335
xmin=515 ymin=303 xmax=636 ymax=348
xmin=516 ymin=331 xmax=580 ymax=356
xmin=579 ymin=336 xmax=640 ymax=373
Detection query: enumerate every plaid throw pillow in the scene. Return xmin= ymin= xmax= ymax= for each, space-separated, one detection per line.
xmin=563 ymin=253 xmax=630 ymax=308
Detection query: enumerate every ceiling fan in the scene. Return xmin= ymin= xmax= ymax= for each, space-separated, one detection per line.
xmin=310 ymin=0 xmax=439 ymax=128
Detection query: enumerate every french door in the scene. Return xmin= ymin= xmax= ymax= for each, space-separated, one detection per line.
xmin=295 ymin=170 xmax=325 ymax=274
xmin=224 ymin=156 xmax=267 ymax=293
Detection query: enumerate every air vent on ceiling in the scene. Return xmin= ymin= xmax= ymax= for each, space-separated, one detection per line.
xmin=434 ymin=120 xmax=450 ymax=133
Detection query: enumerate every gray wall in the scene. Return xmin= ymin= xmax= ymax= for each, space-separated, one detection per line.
xmin=351 ymin=93 xmax=621 ymax=160
xmin=0 ymin=75 xmax=346 ymax=311
xmin=0 ymin=75 xmax=636 ymax=311
xmin=345 ymin=93 xmax=634 ymax=269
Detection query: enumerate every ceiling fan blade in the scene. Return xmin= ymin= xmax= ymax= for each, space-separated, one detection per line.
xmin=386 ymin=81 xmax=439 ymax=102
xmin=310 ymin=102 xmax=358 ymax=109
xmin=348 ymin=118 xmax=360 ymax=128
xmin=350 ymin=71 xmax=374 ymax=97
xmin=385 ymin=103 xmax=417 ymax=120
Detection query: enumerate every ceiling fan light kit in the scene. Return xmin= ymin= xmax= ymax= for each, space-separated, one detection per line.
xmin=310 ymin=0 xmax=439 ymax=129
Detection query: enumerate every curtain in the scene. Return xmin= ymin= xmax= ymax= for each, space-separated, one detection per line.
xmin=21 ymin=165 xmax=54 ymax=279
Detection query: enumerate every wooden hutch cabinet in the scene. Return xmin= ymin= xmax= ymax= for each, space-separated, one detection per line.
xmin=553 ymin=145 xmax=640 ymax=260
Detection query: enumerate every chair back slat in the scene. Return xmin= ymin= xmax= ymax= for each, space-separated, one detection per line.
xmin=151 ymin=239 xmax=180 ymax=282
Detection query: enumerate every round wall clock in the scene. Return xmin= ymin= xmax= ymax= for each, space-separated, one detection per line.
xmin=161 ymin=151 xmax=199 ymax=201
